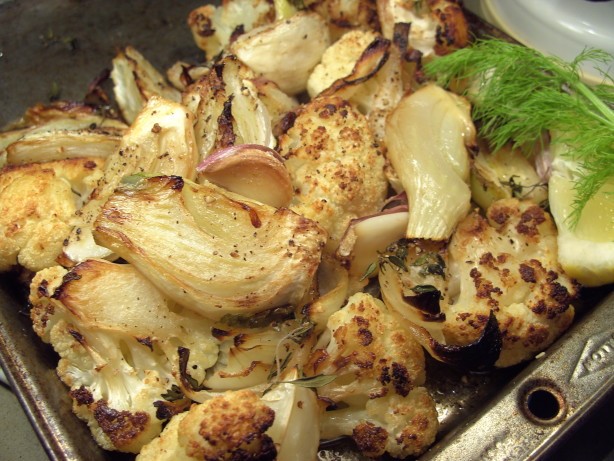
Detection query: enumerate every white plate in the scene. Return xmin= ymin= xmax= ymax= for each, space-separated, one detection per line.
xmin=482 ymin=0 xmax=614 ymax=84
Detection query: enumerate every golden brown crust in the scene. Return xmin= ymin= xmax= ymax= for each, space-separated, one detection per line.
xmin=279 ymin=96 xmax=388 ymax=250
xmin=180 ymin=390 xmax=277 ymax=461
xmin=445 ymin=199 xmax=579 ymax=366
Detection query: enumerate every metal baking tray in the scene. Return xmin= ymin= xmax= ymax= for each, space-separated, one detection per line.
xmin=1 ymin=1 xmax=613 ymax=460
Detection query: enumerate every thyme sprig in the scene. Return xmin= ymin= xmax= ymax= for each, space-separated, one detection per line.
xmin=424 ymin=39 xmax=614 ymax=226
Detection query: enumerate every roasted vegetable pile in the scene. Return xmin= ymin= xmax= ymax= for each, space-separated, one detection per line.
xmin=1 ymin=0 xmax=613 ymax=459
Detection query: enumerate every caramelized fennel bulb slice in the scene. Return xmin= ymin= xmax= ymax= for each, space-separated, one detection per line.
xmin=60 ymin=96 xmax=198 ymax=265
xmin=93 ymin=175 xmax=326 ymax=321
xmin=385 ymin=84 xmax=476 ymax=240
xmin=111 ymin=46 xmax=181 ymax=124
xmin=229 ymin=11 xmax=330 ymax=95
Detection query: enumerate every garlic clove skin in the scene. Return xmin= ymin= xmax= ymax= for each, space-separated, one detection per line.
xmin=197 ymin=144 xmax=293 ymax=208
xmin=337 ymin=207 xmax=409 ymax=281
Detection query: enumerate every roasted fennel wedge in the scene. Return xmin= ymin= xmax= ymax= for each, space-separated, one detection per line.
xmin=94 ymin=175 xmax=326 ymax=321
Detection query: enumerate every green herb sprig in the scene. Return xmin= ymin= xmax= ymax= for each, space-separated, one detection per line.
xmin=423 ymin=39 xmax=614 ymax=225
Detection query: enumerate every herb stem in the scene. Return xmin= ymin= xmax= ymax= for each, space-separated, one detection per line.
xmin=575 ymin=81 xmax=614 ymax=128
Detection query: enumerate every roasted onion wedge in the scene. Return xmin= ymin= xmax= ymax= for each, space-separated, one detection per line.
xmin=94 ymin=175 xmax=326 ymax=321
xmin=185 ymin=56 xmax=277 ymax=161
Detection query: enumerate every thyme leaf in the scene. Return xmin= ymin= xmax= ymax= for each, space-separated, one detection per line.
xmin=160 ymin=384 xmax=185 ymax=402
xmin=281 ymin=374 xmax=337 ymax=388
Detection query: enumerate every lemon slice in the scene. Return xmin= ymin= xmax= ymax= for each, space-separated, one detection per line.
xmin=548 ymin=156 xmax=614 ymax=286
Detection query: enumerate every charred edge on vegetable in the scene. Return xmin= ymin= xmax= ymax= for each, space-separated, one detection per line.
xmin=153 ymin=398 xmax=192 ymax=421
xmin=431 ymin=310 xmax=502 ymax=371
xmin=191 ymin=12 xmax=214 ymax=38
xmin=217 ymin=95 xmax=236 ymax=148
xmin=92 ymin=400 xmax=150 ymax=448
xmin=392 ymin=22 xmax=411 ymax=54
xmin=177 ymin=346 xmax=210 ymax=392
xmin=136 ymin=337 xmax=153 ymax=351
xmin=70 ymin=385 xmax=95 ymax=406
xmin=219 ymin=304 xmax=295 ymax=328
xmin=229 ymin=24 xmax=245 ymax=44
xmin=403 ymin=285 xmax=445 ymax=321
xmin=154 ymin=385 xmax=192 ymax=421
xmin=51 ymin=268 xmax=85 ymax=300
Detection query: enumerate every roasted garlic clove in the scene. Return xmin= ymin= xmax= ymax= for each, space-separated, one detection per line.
xmin=197 ymin=144 xmax=293 ymax=208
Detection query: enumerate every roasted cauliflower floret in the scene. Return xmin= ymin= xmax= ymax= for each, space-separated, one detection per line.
xmin=304 ymin=0 xmax=380 ymax=39
xmin=29 ymin=260 xmax=219 ymax=453
xmin=322 ymin=388 xmax=438 ymax=459
xmin=447 ymin=199 xmax=578 ymax=366
xmin=0 ymin=158 xmax=103 ymax=272
xmin=377 ymin=0 xmax=469 ymax=57
xmin=136 ymin=390 xmax=277 ymax=461
xmin=93 ymin=175 xmax=326 ymax=321
xmin=305 ymin=292 xmax=438 ymax=458
xmin=278 ymin=96 xmax=388 ymax=251
xmin=380 ymin=199 xmax=579 ymax=367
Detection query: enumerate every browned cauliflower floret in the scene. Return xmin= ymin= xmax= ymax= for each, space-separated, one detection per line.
xmin=377 ymin=0 xmax=469 ymax=57
xmin=29 ymin=260 xmax=219 ymax=453
xmin=136 ymin=390 xmax=277 ymax=461
xmin=305 ymin=292 xmax=438 ymax=458
xmin=304 ymin=0 xmax=381 ymax=40
xmin=380 ymin=199 xmax=579 ymax=367
xmin=278 ymin=96 xmax=389 ymax=251
xmin=446 ymin=199 xmax=578 ymax=366
xmin=0 ymin=158 xmax=103 ymax=272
